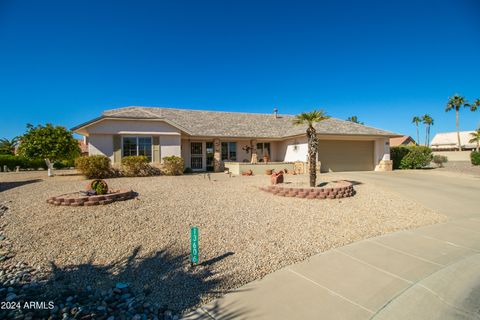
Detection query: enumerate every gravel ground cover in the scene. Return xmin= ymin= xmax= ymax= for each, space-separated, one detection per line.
xmin=434 ymin=161 xmax=480 ymax=176
xmin=0 ymin=170 xmax=445 ymax=316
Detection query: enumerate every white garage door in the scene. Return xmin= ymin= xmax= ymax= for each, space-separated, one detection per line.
xmin=318 ymin=140 xmax=374 ymax=172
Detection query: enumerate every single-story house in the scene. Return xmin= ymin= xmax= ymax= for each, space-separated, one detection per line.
xmin=430 ymin=131 xmax=477 ymax=151
xmin=72 ymin=106 xmax=400 ymax=173
xmin=389 ymin=135 xmax=416 ymax=147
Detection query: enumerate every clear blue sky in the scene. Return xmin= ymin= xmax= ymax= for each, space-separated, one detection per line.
xmin=1 ymin=0 xmax=479 ymax=143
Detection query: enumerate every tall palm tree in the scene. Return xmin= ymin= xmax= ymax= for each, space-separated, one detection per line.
xmin=471 ymin=99 xmax=479 ymax=110
xmin=446 ymin=94 xmax=470 ymax=151
xmin=422 ymin=115 xmax=434 ymax=147
xmin=469 ymin=128 xmax=480 ymax=152
xmin=0 ymin=137 xmax=19 ymax=155
xmin=293 ymin=110 xmax=330 ymax=187
xmin=412 ymin=116 xmax=421 ymax=146
xmin=346 ymin=116 xmax=364 ymax=125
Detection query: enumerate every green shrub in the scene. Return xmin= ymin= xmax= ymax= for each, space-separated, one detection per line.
xmin=391 ymin=146 xmax=433 ymax=170
xmin=471 ymin=151 xmax=480 ymax=166
xmin=432 ymin=155 xmax=448 ymax=167
xmin=90 ymin=179 xmax=108 ymax=195
xmin=390 ymin=146 xmax=411 ymax=169
xmin=183 ymin=167 xmax=193 ymax=174
xmin=399 ymin=146 xmax=433 ymax=169
xmin=0 ymin=155 xmax=47 ymax=171
xmin=162 ymin=156 xmax=184 ymax=175
xmin=0 ymin=155 xmax=19 ymax=171
xmin=75 ymin=155 xmax=112 ymax=179
xmin=53 ymin=159 xmax=75 ymax=169
xmin=27 ymin=158 xmax=48 ymax=170
xmin=121 ymin=156 xmax=150 ymax=176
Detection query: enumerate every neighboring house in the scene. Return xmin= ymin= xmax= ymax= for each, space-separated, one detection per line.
xmin=389 ymin=135 xmax=416 ymax=147
xmin=78 ymin=138 xmax=89 ymax=156
xmin=72 ymin=106 xmax=400 ymax=173
xmin=430 ymin=131 xmax=477 ymax=151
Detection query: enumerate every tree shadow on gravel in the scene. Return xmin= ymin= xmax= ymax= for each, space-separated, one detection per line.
xmin=0 ymin=179 xmax=42 ymax=192
xmin=39 ymin=246 xmax=249 ymax=317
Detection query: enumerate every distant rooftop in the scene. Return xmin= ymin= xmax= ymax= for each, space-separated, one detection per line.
xmin=390 ymin=135 xmax=416 ymax=146
xmin=431 ymin=131 xmax=477 ymax=149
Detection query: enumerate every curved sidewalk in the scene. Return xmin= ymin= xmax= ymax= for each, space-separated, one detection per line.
xmin=183 ymin=171 xmax=480 ymax=320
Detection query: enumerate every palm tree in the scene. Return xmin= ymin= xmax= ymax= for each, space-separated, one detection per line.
xmin=469 ymin=129 xmax=480 ymax=152
xmin=412 ymin=116 xmax=421 ymax=146
xmin=0 ymin=137 xmax=19 ymax=155
xmin=470 ymin=99 xmax=479 ymax=112
xmin=346 ymin=116 xmax=364 ymax=125
xmin=293 ymin=110 xmax=330 ymax=187
xmin=445 ymin=94 xmax=470 ymax=151
xmin=422 ymin=115 xmax=434 ymax=147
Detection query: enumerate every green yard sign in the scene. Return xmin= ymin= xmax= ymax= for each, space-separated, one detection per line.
xmin=190 ymin=226 xmax=199 ymax=265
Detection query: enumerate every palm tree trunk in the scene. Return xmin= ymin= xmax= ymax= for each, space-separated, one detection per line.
xmin=427 ymin=125 xmax=430 ymax=147
xmin=416 ymin=125 xmax=420 ymax=146
xmin=307 ymin=126 xmax=318 ymax=187
xmin=456 ymin=110 xmax=462 ymax=151
xmin=424 ymin=125 xmax=428 ymax=147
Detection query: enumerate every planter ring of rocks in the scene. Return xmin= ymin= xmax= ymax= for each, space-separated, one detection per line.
xmin=260 ymin=180 xmax=355 ymax=199
xmin=47 ymin=180 xmax=136 ymax=206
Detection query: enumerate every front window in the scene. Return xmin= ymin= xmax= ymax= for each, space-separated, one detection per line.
xmin=221 ymin=142 xmax=237 ymax=161
xmin=123 ymin=136 xmax=152 ymax=161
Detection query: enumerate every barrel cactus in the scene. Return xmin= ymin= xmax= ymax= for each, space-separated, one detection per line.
xmin=89 ymin=179 xmax=108 ymax=195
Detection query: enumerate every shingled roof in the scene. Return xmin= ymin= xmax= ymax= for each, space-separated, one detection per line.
xmin=74 ymin=106 xmax=399 ymax=138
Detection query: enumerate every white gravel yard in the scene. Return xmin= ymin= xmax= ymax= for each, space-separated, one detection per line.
xmin=0 ymin=170 xmax=445 ymax=313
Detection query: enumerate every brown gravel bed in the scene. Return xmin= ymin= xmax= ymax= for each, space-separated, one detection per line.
xmin=434 ymin=161 xmax=480 ymax=176
xmin=0 ymin=170 xmax=446 ymax=313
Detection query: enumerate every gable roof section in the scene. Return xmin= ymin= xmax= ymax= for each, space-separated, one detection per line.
xmin=73 ymin=106 xmax=400 ymax=138
xmin=390 ymin=135 xmax=415 ymax=146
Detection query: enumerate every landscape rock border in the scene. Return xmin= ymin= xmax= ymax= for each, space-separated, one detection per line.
xmin=260 ymin=180 xmax=355 ymax=199
xmin=47 ymin=190 xmax=135 ymax=206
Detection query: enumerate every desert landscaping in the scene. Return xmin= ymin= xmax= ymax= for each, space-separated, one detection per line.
xmin=0 ymin=170 xmax=445 ymax=317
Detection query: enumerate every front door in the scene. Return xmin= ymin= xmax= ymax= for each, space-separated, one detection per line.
xmin=191 ymin=142 xmax=203 ymax=170
xmin=206 ymin=142 xmax=214 ymax=171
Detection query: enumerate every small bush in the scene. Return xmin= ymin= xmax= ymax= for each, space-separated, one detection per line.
xmin=391 ymin=146 xmax=433 ymax=170
xmin=90 ymin=179 xmax=109 ymax=195
xmin=432 ymin=155 xmax=448 ymax=167
xmin=122 ymin=156 xmax=149 ymax=176
xmin=471 ymin=151 xmax=480 ymax=166
xmin=75 ymin=155 xmax=112 ymax=179
xmin=27 ymin=158 xmax=48 ymax=170
xmin=53 ymin=159 xmax=75 ymax=169
xmin=183 ymin=167 xmax=193 ymax=174
xmin=399 ymin=146 xmax=433 ymax=169
xmin=0 ymin=155 xmax=21 ymax=171
xmin=162 ymin=156 xmax=184 ymax=175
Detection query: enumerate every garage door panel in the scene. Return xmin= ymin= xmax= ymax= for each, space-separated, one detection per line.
xmin=318 ymin=140 xmax=374 ymax=172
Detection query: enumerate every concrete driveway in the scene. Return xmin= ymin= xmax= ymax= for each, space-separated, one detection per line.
xmin=342 ymin=170 xmax=480 ymax=220
xmin=184 ymin=170 xmax=480 ymax=320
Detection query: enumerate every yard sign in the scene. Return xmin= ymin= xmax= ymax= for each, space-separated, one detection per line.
xmin=190 ymin=226 xmax=199 ymax=265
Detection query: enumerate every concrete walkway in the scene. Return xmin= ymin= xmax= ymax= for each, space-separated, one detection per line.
xmin=183 ymin=170 xmax=480 ymax=320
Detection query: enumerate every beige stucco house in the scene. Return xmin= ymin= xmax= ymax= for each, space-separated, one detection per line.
xmin=72 ymin=106 xmax=399 ymax=173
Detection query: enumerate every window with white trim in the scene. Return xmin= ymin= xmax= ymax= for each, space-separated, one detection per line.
xmin=122 ymin=136 xmax=152 ymax=161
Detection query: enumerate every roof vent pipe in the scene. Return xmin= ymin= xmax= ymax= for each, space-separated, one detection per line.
xmin=273 ymin=107 xmax=278 ymax=119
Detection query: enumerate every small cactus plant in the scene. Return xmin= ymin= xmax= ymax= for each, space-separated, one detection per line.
xmin=89 ymin=179 xmax=109 ymax=195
